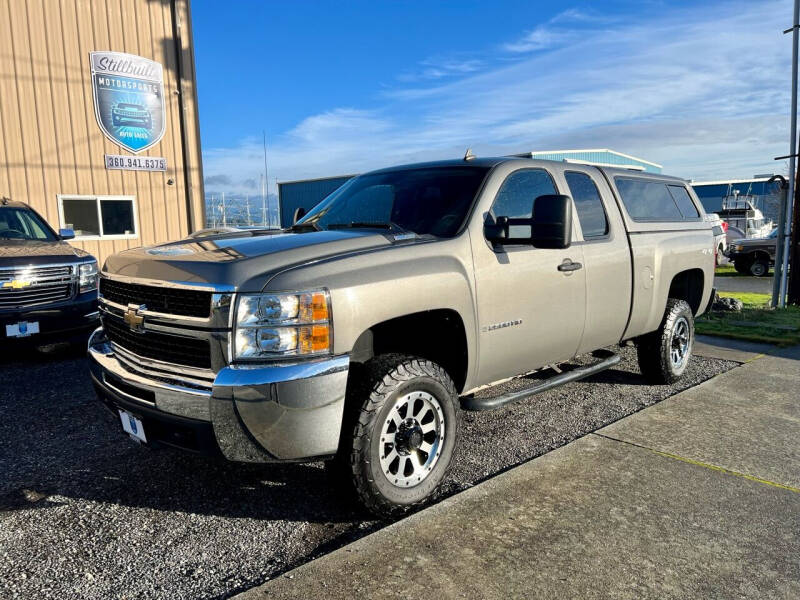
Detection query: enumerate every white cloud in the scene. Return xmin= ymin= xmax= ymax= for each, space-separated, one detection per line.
xmin=202 ymin=0 xmax=792 ymax=195
xmin=397 ymin=57 xmax=484 ymax=82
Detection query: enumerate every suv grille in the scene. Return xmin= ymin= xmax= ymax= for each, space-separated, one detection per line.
xmin=100 ymin=278 xmax=211 ymax=318
xmin=0 ymin=265 xmax=74 ymax=309
xmin=104 ymin=316 xmax=212 ymax=369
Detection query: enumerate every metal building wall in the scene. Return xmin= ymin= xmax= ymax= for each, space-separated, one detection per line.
xmin=692 ymin=180 xmax=782 ymax=223
xmin=0 ymin=0 xmax=204 ymax=265
xmin=278 ymin=175 xmax=354 ymax=227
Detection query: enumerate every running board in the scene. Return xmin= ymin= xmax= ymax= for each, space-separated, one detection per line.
xmin=461 ymin=349 xmax=621 ymax=411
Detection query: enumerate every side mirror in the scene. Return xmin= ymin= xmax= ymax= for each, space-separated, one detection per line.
xmin=531 ymin=194 xmax=572 ymax=249
xmin=292 ymin=207 xmax=306 ymax=224
xmin=484 ymin=194 xmax=572 ymax=248
xmin=59 ymin=228 xmax=75 ymax=240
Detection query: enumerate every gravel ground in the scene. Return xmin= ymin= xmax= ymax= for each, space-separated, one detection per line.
xmin=0 ymin=344 xmax=737 ymax=599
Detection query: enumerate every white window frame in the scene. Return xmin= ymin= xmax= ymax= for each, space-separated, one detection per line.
xmin=57 ymin=194 xmax=139 ymax=241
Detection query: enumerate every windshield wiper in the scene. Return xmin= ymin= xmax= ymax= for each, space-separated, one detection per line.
xmin=327 ymin=221 xmax=411 ymax=235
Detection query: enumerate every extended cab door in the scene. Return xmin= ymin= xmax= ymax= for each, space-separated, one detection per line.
xmin=555 ymin=166 xmax=632 ymax=354
xmin=469 ymin=165 xmax=586 ymax=386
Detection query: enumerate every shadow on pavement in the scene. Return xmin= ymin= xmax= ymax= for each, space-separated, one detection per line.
xmin=0 ymin=351 xmax=360 ymax=524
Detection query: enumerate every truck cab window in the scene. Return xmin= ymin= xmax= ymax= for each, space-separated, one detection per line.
xmin=491 ymin=169 xmax=556 ymax=219
xmin=667 ymin=185 xmax=700 ymax=218
xmin=564 ymin=171 xmax=608 ymax=238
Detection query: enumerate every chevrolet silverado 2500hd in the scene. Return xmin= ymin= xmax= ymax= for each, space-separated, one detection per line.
xmin=87 ymin=157 xmax=714 ymax=517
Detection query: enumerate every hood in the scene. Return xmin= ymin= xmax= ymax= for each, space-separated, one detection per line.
xmin=731 ymin=236 xmax=775 ymax=247
xmin=102 ymin=229 xmax=395 ymax=290
xmin=0 ymin=239 xmax=92 ymax=266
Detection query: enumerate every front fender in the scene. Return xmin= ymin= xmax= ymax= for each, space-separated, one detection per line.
xmin=264 ymin=236 xmax=479 ymax=388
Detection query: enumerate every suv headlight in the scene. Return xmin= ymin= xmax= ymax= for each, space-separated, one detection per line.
xmin=234 ymin=290 xmax=332 ymax=360
xmin=79 ymin=261 xmax=98 ymax=294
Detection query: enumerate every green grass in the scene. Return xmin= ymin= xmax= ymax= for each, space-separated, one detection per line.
xmin=715 ymin=263 xmax=738 ymax=276
xmin=697 ymin=291 xmax=800 ymax=346
xmin=715 ymin=263 xmax=774 ymax=278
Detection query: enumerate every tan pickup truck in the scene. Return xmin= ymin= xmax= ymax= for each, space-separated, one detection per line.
xmin=87 ymin=157 xmax=714 ymax=517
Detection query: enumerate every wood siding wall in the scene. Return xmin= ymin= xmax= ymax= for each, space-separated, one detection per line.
xmin=0 ymin=0 xmax=204 ymax=265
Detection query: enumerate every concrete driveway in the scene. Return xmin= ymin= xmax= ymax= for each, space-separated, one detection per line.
xmin=240 ymin=342 xmax=800 ymax=599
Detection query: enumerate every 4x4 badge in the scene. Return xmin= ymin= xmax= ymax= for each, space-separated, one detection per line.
xmin=124 ymin=303 xmax=147 ymax=332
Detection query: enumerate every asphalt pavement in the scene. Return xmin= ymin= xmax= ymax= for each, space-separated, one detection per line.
xmin=714 ymin=274 xmax=773 ymax=294
xmin=0 ymin=344 xmax=736 ymax=599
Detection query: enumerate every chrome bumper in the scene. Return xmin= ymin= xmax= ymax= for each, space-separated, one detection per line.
xmin=87 ymin=328 xmax=350 ymax=462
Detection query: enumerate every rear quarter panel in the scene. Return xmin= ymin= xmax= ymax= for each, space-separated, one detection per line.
xmin=602 ymin=171 xmax=715 ymax=338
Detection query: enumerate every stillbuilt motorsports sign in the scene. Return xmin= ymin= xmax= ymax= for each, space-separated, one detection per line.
xmin=90 ymin=51 xmax=165 ymax=154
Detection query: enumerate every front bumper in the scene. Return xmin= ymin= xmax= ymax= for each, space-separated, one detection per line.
xmin=87 ymin=328 xmax=350 ymax=462
xmin=1 ymin=292 xmax=99 ymax=343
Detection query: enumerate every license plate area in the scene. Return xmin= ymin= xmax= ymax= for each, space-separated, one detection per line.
xmin=118 ymin=410 xmax=147 ymax=443
xmin=5 ymin=321 xmax=39 ymax=338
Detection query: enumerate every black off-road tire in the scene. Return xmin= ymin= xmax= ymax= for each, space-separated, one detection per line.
xmin=333 ymin=354 xmax=459 ymax=519
xmin=749 ymin=259 xmax=769 ymax=277
xmin=733 ymin=259 xmax=751 ymax=274
xmin=636 ymin=299 xmax=695 ymax=384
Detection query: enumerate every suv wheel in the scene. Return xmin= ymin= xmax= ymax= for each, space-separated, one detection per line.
xmin=337 ymin=354 xmax=459 ymax=518
xmin=749 ymin=259 xmax=769 ymax=277
xmin=636 ymin=298 xmax=694 ymax=384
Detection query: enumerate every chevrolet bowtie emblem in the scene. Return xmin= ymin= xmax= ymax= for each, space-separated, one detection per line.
xmin=124 ymin=303 xmax=147 ymax=332
xmin=2 ymin=279 xmax=32 ymax=289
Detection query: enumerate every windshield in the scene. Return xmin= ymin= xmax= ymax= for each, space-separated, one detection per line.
xmin=118 ymin=103 xmax=144 ymax=110
xmin=0 ymin=207 xmax=56 ymax=241
xmin=297 ymin=166 xmax=490 ymax=237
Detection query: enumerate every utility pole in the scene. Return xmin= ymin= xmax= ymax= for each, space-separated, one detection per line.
xmin=771 ymin=176 xmax=789 ymax=306
xmin=245 ymin=194 xmax=251 ymax=226
xmin=788 ymin=174 xmax=800 ymax=303
xmin=778 ymin=0 xmax=800 ymax=306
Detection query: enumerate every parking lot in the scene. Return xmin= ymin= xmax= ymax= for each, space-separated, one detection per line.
xmin=0 ymin=345 xmax=736 ymax=600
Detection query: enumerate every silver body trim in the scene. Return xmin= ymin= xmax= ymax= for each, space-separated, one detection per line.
xmin=100 ymin=271 xmax=236 ymax=293
xmin=88 ymin=327 xmax=351 ymax=462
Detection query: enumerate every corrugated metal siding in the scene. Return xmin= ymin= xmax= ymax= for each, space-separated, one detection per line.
xmin=529 ymin=150 xmax=661 ymax=173
xmin=278 ymin=176 xmax=354 ymax=227
xmin=0 ymin=0 xmax=204 ymax=265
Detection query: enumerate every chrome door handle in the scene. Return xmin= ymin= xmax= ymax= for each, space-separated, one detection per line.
xmin=557 ymin=260 xmax=583 ymax=272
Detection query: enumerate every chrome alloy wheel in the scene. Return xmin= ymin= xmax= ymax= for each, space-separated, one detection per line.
xmin=379 ymin=391 xmax=445 ymax=488
xmin=670 ymin=316 xmax=691 ymax=368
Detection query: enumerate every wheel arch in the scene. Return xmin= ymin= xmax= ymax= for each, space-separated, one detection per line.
xmin=350 ymin=309 xmax=469 ymax=393
xmin=667 ymin=268 xmax=705 ymax=315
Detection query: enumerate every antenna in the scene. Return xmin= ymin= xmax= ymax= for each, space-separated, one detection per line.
xmin=261 ymin=174 xmax=266 ymax=226
xmin=463 ymin=147 xmax=476 ymax=161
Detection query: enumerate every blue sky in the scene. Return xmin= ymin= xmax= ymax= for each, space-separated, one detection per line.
xmin=193 ymin=0 xmax=792 ymax=196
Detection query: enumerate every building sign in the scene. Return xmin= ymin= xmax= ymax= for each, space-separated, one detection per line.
xmin=90 ymin=51 xmax=166 ymax=154
xmin=105 ymin=154 xmax=167 ymax=172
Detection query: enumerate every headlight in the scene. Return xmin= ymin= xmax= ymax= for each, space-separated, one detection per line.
xmin=79 ymin=261 xmax=98 ymax=294
xmin=735 ymin=244 xmax=744 ymax=251
xmin=234 ymin=290 xmax=331 ymax=360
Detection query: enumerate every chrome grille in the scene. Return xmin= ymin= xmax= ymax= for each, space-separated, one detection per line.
xmin=0 ymin=264 xmax=75 ymax=309
xmin=99 ymin=278 xmax=212 ymax=318
xmin=103 ymin=316 xmax=212 ymax=370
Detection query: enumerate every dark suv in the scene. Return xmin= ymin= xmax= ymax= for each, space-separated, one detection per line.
xmin=0 ymin=199 xmax=99 ymax=347
xmin=728 ymin=228 xmax=777 ymax=277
